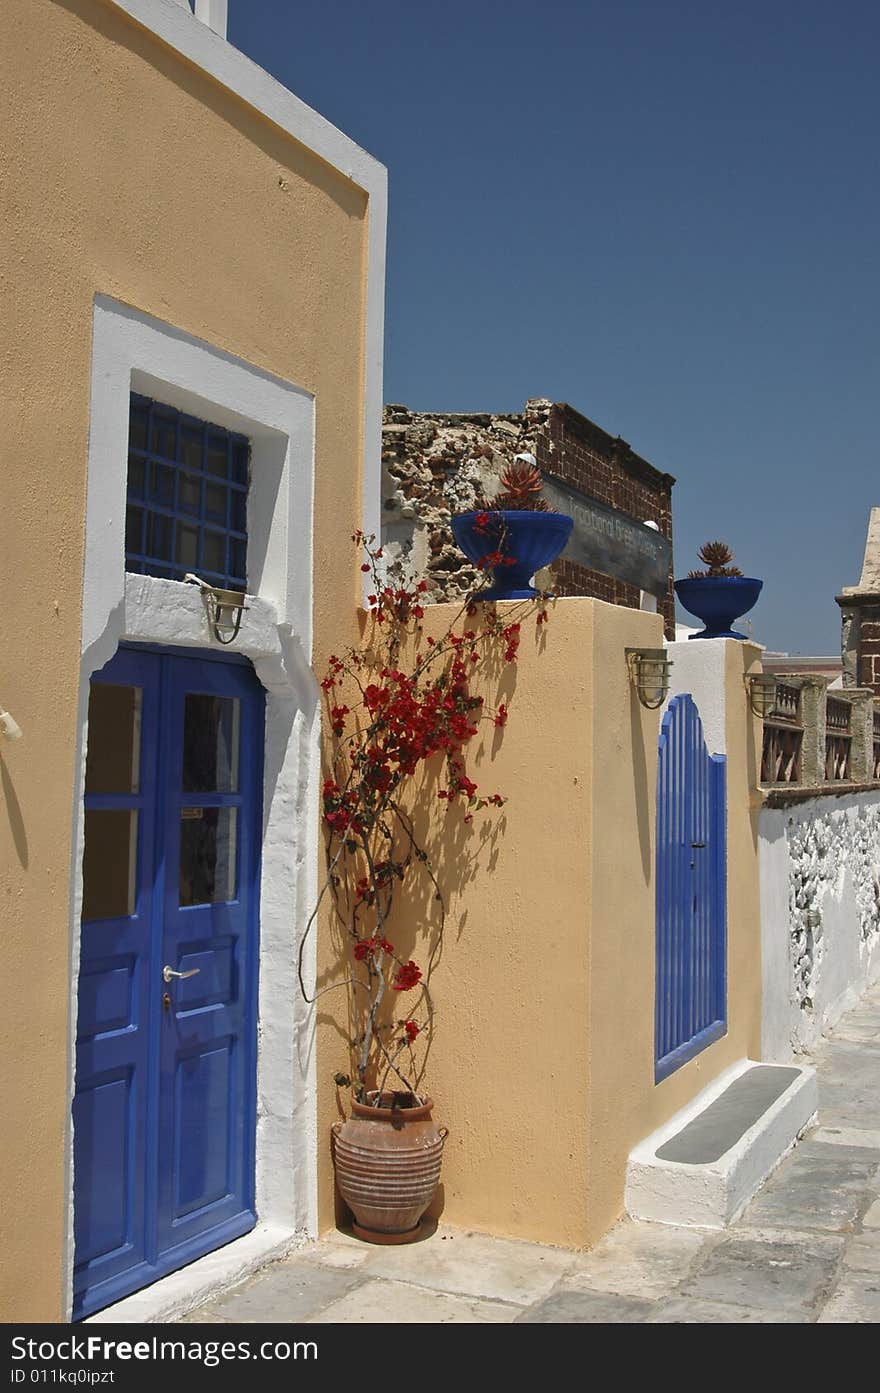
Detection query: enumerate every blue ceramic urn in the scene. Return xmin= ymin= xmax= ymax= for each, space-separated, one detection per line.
xmin=674 ymin=576 xmax=763 ymax=639
xmin=451 ymin=511 xmax=574 ymax=600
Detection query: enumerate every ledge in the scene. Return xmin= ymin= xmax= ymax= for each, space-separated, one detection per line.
xmin=761 ymin=781 xmax=880 ymax=808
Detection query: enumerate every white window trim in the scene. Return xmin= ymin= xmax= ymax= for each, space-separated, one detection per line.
xmin=66 ymin=296 xmax=321 ymax=1321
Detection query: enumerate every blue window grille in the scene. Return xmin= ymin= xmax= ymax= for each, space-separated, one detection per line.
xmin=125 ymin=393 xmax=249 ymax=590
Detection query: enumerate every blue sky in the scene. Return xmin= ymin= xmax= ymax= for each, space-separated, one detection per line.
xmin=229 ymin=1 xmax=879 ymax=653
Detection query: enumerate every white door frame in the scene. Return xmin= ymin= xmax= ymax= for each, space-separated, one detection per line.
xmin=67 ymin=297 xmax=323 ymax=1320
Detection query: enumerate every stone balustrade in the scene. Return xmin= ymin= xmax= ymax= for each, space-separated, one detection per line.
xmin=761 ymin=675 xmax=878 ymax=791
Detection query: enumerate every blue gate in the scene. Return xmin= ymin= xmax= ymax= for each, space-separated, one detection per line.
xmin=73 ymin=645 xmax=264 ymax=1318
xmin=655 ymin=693 xmax=727 ymax=1082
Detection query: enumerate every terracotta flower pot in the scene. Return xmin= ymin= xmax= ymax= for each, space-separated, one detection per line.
xmin=332 ymin=1091 xmax=447 ymax=1244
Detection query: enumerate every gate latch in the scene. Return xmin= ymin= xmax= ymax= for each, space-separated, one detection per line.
xmin=691 ymin=842 xmax=706 ymax=849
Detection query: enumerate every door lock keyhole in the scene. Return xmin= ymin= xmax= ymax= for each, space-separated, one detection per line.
xmin=163 ymin=992 xmax=172 ymax=1012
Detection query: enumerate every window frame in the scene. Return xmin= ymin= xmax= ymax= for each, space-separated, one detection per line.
xmin=125 ymin=392 xmax=250 ymax=590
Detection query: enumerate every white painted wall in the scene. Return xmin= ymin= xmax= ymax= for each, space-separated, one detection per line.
xmin=760 ymin=791 xmax=880 ymax=1059
xmin=662 ymin=637 xmax=729 ymax=755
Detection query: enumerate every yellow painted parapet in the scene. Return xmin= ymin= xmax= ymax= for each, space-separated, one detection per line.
xmin=317 ymin=602 xmax=765 ymax=1250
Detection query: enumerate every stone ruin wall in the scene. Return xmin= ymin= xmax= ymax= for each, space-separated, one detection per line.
xmin=381 ymin=399 xmax=676 ymax=636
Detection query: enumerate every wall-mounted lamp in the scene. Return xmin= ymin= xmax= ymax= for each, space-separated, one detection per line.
xmin=185 ymin=574 xmax=247 ymax=646
xmin=0 ymin=709 xmax=23 ymax=741
xmin=626 ymin=648 xmax=672 ymax=709
xmin=744 ymin=672 xmax=778 ymax=718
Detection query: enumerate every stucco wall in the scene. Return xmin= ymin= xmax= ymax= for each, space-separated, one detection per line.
xmin=317 ymin=610 xmax=765 ymax=1249
xmin=760 ymin=790 xmax=880 ymax=1060
xmin=1 ymin=0 xmax=372 ymax=1321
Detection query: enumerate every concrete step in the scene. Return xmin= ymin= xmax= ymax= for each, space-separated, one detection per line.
xmin=625 ymin=1060 xmax=818 ymax=1228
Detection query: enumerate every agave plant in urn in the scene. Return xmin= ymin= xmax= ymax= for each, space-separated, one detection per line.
xmin=675 ymin=541 xmax=762 ymax=639
xmin=451 ymin=457 xmax=573 ymax=600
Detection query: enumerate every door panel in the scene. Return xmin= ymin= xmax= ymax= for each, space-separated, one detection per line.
xmin=73 ymin=649 xmax=158 ymax=1306
xmin=156 ymin=655 xmax=261 ymax=1258
xmin=72 ymin=1070 xmax=133 ymax=1264
xmin=73 ymin=646 xmax=263 ymax=1318
xmin=172 ymin=1039 xmax=234 ymax=1215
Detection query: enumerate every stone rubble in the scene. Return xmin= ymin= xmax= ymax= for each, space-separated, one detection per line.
xmin=381 ymin=399 xmax=554 ymax=601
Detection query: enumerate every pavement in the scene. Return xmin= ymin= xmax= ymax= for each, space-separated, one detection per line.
xmin=181 ymin=982 xmax=880 ymax=1324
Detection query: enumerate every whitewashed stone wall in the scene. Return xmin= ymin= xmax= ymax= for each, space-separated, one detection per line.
xmin=760 ymin=791 xmax=880 ymax=1058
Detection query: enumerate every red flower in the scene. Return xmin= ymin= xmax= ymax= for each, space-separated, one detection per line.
xmin=353 ymin=935 xmax=394 ymax=962
xmin=393 ymin=960 xmax=422 ymax=992
xmin=361 ymin=563 xmax=371 ymax=572
xmin=403 ymin=1020 xmax=420 ymax=1042
xmin=494 ymin=703 xmax=508 ymax=728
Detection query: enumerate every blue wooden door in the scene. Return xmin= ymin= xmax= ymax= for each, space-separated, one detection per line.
xmin=655 ymin=694 xmax=726 ymax=1083
xmin=73 ymin=646 xmax=264 ymax=1318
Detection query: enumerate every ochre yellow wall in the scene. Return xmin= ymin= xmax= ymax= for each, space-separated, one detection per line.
xmin=1 ymin=0 xmax=368 ymax=1321
xmin=316 ymin=598 xmax=603 ymax=1244
xmin=318 ymin=601 xmax=764 ymax=1249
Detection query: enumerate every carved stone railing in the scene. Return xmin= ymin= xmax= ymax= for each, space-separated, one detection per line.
xmin=761 ymin=677 xmax=877 ymax=790
xmin=825 ymin=697 xmax=852 ymax=782
xmin=761 ymin=680 xmax=803 ymax=785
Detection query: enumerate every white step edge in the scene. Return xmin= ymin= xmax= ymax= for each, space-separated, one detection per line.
xmin=84 ymin=1223 xmax=301 ymax=1324
xmin=625 ymin=1059 xmax=818 ymax=1229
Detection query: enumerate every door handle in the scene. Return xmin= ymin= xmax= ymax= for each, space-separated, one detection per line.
xmin=691 ymin=842 xmax=706 ymax=848
xmin=163 ymin=965 xmax=201 ymax=983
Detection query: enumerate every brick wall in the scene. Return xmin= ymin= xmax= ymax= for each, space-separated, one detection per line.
xmin=537 ymin=403 xmax=675 ymax=636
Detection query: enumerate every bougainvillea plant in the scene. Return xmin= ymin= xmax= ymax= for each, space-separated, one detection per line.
xmin=298 ymin=531 xmax=548 ymax=1108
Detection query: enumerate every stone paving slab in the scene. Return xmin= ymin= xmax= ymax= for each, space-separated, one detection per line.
xmin=818 ymin=1275 xmax=880 ymax=1323
xmin=678 ymin=1234 xmax=843 ymax=1316
xmin=841 ymin=1232 xmax=880 ymax=1273
xmin=863 ymin=1198 xmax=880 ymax=1229
xmin=559 ymin=1220 xmax=711 ymax=1300
xmin=648 ymin=1297 xmax=804 ymax=1323
xmin=740 ymin=1141 xmax=879 ymax=1234
xmin=328 ymin=1227 xmax=576 ymax=1306
xmin=308 ymin=1277 xmax=520 ymax=1324
xmin=812 ymin=1125 xmax=880 ymax=1151
xmin=185 ymin=1260 xmax=366 ymax=1324
xmin=516 ymin=1289 xmax=656 ymax=1324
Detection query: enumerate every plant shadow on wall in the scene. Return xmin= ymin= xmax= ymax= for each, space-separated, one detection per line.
xmin=299 ymin=525 xmax=553 ymax=1244
xmin=1 ymin=755 xmax=28 ymax=869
